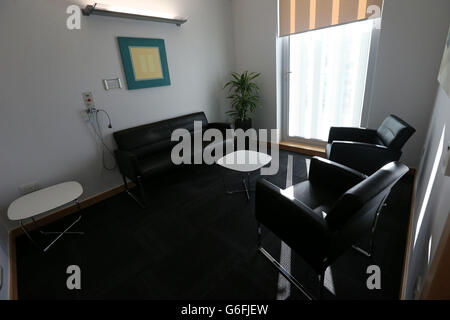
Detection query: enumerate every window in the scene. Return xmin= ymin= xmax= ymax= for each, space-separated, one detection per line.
xmin=285 ymin=19 xmax=375 ymax=142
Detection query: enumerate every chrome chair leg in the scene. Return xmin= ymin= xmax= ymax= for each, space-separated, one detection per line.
xmin=257 ymin=226 xmax=317 ymax=300
xmin=352 ymin=195 xmax=388 ymax=258
xmin=20 ymin=220 xmax=42 ymax=250
xmin=319 ymin=271 xmax=325 ymax=300
xmin=257 ymin=223 xmax=262 ymax=248
xmin=21 ymin=199 xmax=84 ymax=252
xmin=122 ymin=175 xmax=147 ymax=208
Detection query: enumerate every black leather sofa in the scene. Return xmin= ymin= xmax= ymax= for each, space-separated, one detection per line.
xmin=326 ymin=115 xmax=416 ymax=175
xmin=113 ymin=112 xmax=231 ymax=206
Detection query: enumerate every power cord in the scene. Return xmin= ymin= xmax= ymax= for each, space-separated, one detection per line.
xmin=87 ymin=108 xmax=117 ymax=171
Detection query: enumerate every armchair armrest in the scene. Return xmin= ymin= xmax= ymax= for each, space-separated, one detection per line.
xmin=255 ymin=180 xmax=330 ymax=239
xmin=207 ymin=122 xmax=232 ymax=135
xmin=328 ymin=141 xmax=402 ymax=175
xmin=114 ymin=150 xmax=140 ymax=180
xmin=328 ymin=127 xmax=378 ymax=144
xmin=309 ymin=157 xmax=367 ymax=194
xmin=255 ymin=180 xmax=331 ymax=267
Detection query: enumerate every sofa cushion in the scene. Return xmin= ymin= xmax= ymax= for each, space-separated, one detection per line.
xmin=137 ymin=153 xmax=174 ymax=177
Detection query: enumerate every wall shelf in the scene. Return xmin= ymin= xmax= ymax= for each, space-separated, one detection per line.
xmin=82 ymin=3 xmax=187 ymax=26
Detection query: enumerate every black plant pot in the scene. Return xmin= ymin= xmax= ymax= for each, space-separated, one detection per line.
xmin=234 ymin=118 xmax=252 ymax=131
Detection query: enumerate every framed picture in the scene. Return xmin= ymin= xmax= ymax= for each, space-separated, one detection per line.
xmin=118 ymin=37 xmax=171 ymax=90
xmin=438 ymin=27 xmax=450 ymax=97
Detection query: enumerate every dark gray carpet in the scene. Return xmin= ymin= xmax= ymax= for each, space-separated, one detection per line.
xmin=15 ymin=150 xmax=413 ymax=300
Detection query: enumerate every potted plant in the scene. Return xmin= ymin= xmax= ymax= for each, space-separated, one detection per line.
xmin=224 ymin=71 xmax=261 ymax=130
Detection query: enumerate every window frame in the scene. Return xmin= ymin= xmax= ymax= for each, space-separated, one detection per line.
xmin=280 ymin=19 xmax=381 ymax=146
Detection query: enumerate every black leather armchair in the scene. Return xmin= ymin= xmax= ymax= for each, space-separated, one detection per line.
xmin=327 ymin=115 xmax=415 ymax=175
xmin=113 ymin=112 xmax=231 ymax=207
xmin=255 ymin=157 xmax=409 ymax=299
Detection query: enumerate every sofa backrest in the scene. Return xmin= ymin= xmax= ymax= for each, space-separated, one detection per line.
xmin=113 ymin=112 xmax=209 ymax=157
xmin=167 ymin=112 xmax=208 ymax=133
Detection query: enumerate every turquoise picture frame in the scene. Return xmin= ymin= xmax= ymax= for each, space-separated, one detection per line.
xmin=118 ymin=37 xmax=171 ymax=90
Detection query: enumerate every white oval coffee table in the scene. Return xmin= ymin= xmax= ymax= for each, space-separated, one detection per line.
xmin=216 ymin=150 xmax=272 ymax=201
xmin=7 ymin=181 xmax=84 ymax=252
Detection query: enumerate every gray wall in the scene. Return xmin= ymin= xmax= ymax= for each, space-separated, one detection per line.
xmin=0 ymin=0 xmax=235 ymax=232
xmin=404 ymin=85 xmax=450 ymax=299
xmin=367 ymin=0 xmax=450 ymax=167
xmin=231 ymin=0 xmax=279 ymax=132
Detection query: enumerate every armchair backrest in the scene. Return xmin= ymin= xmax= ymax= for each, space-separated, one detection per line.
xmin=376 ymin=115 xmax=416 ymax=150
xmin=325 ymin=162 xmax=409 ymax=260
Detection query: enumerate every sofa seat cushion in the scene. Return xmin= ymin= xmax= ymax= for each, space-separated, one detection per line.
xmin=137 ymin=153 xmax=174 ymax=177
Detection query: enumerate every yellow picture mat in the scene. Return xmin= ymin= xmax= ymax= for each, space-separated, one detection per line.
xmin=129 ymin=47 xmax=164 ymax=81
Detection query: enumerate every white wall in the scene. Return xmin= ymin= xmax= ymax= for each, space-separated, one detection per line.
xmin=367 ymin=0 xmax=450 ymax=167
xmin=404 ymin=85 xmax=450 ymax=299
xmin=231 ymin=0 xmax=279 ymax=132
xmin=0 ymin=0 xmax=235 ymax=232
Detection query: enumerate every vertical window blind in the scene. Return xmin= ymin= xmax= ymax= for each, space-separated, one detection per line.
xmin=288 ymin=19 xmax=375 ymax=141
xmin=279 ymin=0 xmax=383 ymax=37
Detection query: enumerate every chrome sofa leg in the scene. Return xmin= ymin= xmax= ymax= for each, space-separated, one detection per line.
xmin=257 ymin=223 xmax=262 ymax=248
xmin=122 ymin=175 xmax=147 ymax=208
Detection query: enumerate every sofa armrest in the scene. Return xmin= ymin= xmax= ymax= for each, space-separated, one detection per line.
xmin=207 ymin=122 xmax=232 ymax=135
xmin=114 ymin=150 xmax=140 ymax=180
xmin=328 ymin=141 xmax=402 ymax=175
xmin=328 ymin=127 xmax=378 ymax=144
xmin=309 ymin=157 xmax=367 ymax=193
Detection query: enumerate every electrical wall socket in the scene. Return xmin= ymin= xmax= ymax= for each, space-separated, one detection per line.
xmin=82 ymin=92 xmax=95 ymax=110
xmin=19 ymin=181 xmax=41 ymax=195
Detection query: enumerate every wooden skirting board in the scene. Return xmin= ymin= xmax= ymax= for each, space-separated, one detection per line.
xmin=279 ymin=141 xmax=326 ymax=157
xmin=8 ymin=182 xmax=133 ymax=300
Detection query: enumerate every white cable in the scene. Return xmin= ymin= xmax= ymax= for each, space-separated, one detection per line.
xmin=88 ymin=108 xmax=116 ymax=171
